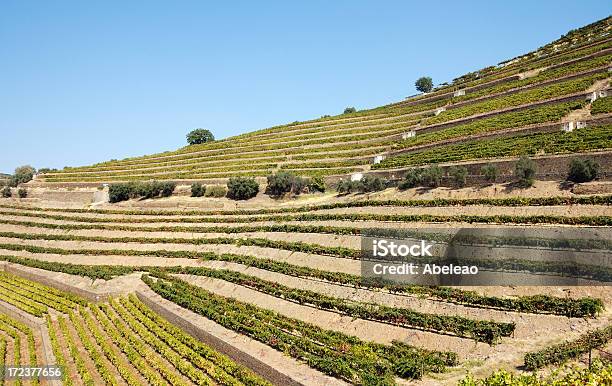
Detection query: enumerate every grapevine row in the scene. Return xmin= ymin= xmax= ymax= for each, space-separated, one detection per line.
xmin=0 ymin=253 xmax=603 ymax=317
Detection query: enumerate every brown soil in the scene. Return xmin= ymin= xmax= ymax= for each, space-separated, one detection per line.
xmin=0 ymin=329 xmax=15 ymax=367
xmin=106 ymin=299 xmax=198 ymax=385
xmin=80 ymin=307 xmax=145 ymax=385
xmin=91 ymin=303 xmax=166 ymax=384
xmin=62 ymin=315 xmax=105 ymax=385
xmin=48 ymin=315 xmax=83 ymax=386
xmin=176 ymin=273 xmax=611 ymax=385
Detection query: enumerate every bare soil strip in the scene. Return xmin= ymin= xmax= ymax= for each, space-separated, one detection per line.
xmin=2 ymin=204 xmax=610 ymax=220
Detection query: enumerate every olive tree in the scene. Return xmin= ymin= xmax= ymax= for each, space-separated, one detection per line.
xmin=186 ymin=129 xmax=215 ymax=145
xmin=415 ymin=77 xmax=433 ymax=93
xmin=9 ymin=165 xmax=36 ymax=186
xmin=515 ymin=155 xmax=537 ymax=187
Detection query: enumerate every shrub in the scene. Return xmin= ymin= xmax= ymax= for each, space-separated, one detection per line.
xmin=360 ymin=175 xmax=386 ymax=192
xmin=266 ymin=172 xmax=293 ymax=197
xmin=160 ymin=181 xmax=176 ymax=197
xmin=266 ymin=172 xmax=307 ymax=197
xmin=415 ymin=77 xmax=433 ymax=93
xmin=567 ymin=158 xmax=599 ymax=183
xmin=336 ymin=176 xmax=385 ymax=194
xmin=515 ymin=155 xmax=537 ymax=187
xmin=227 ymin=177 xmax=259 ymax=200
xmin=186 ymin=129 xmax=215 ymax=145
xmin=308 ymin=175 xmax=326 ymax=193
xmin=108 ymin=183 xmax=134 ymax=203
xmin=37 ymin=168 xmax=58 ymax=174
xmin=481 ymin=163 xmax=499 ymax=183
xmin=136 ymin=181 xmax=162 ymax=199
xmin=9 ymin=165 xmax=36 ymax=186
xmin=291 ymin=175 xmax=307 ymax=195
xmin=421 ymin=165 xmax=443 ymax=188
xmin=17 ymin=188 xmax=27 ymax=198
xmin=449 ymin=166 xmax=468 ymax=188
xmin=191 ymin=182 xmax=205 ymax=197
xmin=343 ymin=107 xmax=357 ymax=114
xmin=336 ymin=180 xmax=361 ymax=195
xmin=135 ymin=181 xmax=175 ymax=198
xmin=398 ymin=169 xmax=422 ymax=190
xmin=1 ymin=186 xmax=11 ymax=198
xmin=204 ymin=185 xmax=226 ymax=198
xmin=109 ymin=181 xmax=175 ymax=203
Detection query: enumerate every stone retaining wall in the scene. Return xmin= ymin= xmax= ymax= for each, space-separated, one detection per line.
xmin=390 ymin=114 xmax=612 ymax=157
xmin=326 ymin=151 xmax=612 ymax=186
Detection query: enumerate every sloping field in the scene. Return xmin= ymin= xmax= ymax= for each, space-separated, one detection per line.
xmin=0 ymin=194 xmax=610 ymax=384
xmin=0 ymin=269 xmax=271 ymax=386
xmin=0 ymin=16 xmax=611 ymax=386
xmin=37 ymin=17 xmax=612 ymax=183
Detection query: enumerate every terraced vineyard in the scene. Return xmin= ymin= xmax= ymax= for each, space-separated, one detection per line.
xmin=0 ymin=15 xmax=611 ymax=386
xmin=35 ymin=17 xmax=611 ymax=183
xmin=0 ymin=193 xmax=610 ymax=384
xmin=0 ymin=270 xmax=269 ymax=386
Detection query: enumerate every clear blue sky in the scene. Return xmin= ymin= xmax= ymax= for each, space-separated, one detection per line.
xmin=0 ymin=1 xmax=609 ymax=173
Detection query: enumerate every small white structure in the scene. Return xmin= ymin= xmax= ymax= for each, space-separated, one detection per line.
xmin=453 ymin=89 xmax=466 ymax=97
xmin=373 ymin=155 xmax=385 ymax=164
xmin=562 ymin=121 xmax=575 ymax=132
xmin=351 ymin=173 xmax=363 ymax=182
xmin=586 ymin=92 xmax=596 ymax=102
xmin=93 ymin=187 xmax=110 ymax=204
xmin=586 ymin=90 xmax=608 ymax=102
xmin=434 ymin=107 xmax=446 ymax=116
xmin=401 ymin=130 xmax=416 ymax=140
xmin=576 ymin=121 xmax=587 ymax=129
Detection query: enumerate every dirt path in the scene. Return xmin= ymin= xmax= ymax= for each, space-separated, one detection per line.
xmin=0 ymin=237 xmax=362 ymax=275
xmin=3 ymin=213 xmax=609 ymax=244
xmin=5 ymin=180 xmax=609 ymax=213
xmin=0 ymin=249 xmax=204 ymax=269
xmin=3 ymin=203 xmax=610 ymax=221
xmin=0 ymin=222 xmax=361 ymax=248
xmin=1 ymin=223 xmax=609 ymax=270
xmin=315 ymin=204 xmax=612 ymax=217
xmin=0 ymin=329 xmax=15 ymax=365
